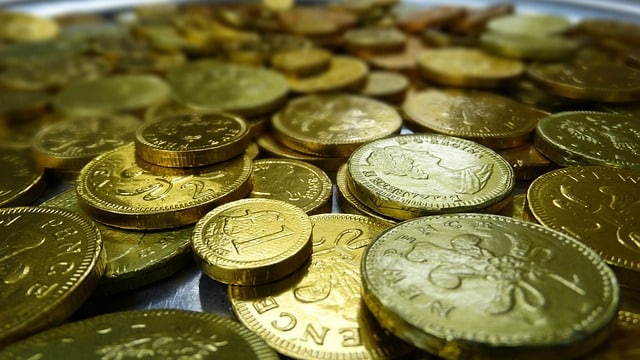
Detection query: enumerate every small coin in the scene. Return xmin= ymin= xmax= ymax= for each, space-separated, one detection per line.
xmin=192 ymin=198 xmax=312 ymax=285
xmin=0 ymin=309 xmax=278 ymax=359
xmin=361 ymin=213 xmax=619 ymax=359
xmin=0 ymin=206 xmax=105 ymax=346
xmin=0 ymin=147 xmax=46 ymax=207
xmin=255 ymin=133 xmax=348 ymax=173
xmin=286 ymin=56 xmax=369 ymax=93
xmin=76 ymin=143 xmax=252 ymax=230
xmin=250 ymin=158 xmax=333 ymax=215
xmin=135 ymin=112 xmax=250 ymax=168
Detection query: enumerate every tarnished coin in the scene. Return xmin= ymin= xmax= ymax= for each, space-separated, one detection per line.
xmin=229 ymin=213 xmax=410 ymax=360
xmin=41 ymin=189 xmax=192 ymax=296
xmin=272 ymin=93 xmax=402 ymax=157
xmin=0 ymin=309 xmax=278 ymax=359
xmin=528 ymin=166 xmax=640 ymax=289
xmin=0 ymin=147 xmax=46 ymax=207
xmin=361 ymin=213 xmax=619 ymax=359
xmin=0 ymin=206 xmax=105 ymax=346
xmin=347 ymin=134 xmax=514 ymax=220
xmin=192 ymin=198 xmax=312 ymax=285
xmin=76 ymin=143 xmax=252 ymax=230
xmin=32 ymin=114 xmax=142 ymax=171
xmin=250 ymin=158 xmax=332 ymax=215
xmin=135 ymin=112 xmax=250 ymax=168
xmin=286 ymin=56 xmax=368 ymax=93
xmin=533 ymin=111 xmax=640 ymax=170
xmin=402 ymin=89 xmax=544 ymax=149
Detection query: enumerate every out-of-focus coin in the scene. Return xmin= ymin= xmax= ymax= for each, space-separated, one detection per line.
xmin=286 ymin=56 xmax=368 ymax=93
xmin=255 ymin=133 xmax=348 ymax=173
xmin=360 ymin=70 xmax=409 ymax=104
xmin=192 ymin=198 xmax=312 ymax=285
xmin=32 ymin=114 xmax=142 ymax=171
xmin=480 ymin=32 xmax=581 ymax=61
xmin=272 ymin=93 xmax=402 ymax=157
xmin=362 ymin=36 xmax=425 ymax=78
xmin=418 ymin=47 xmax=524 ymax=88
xmin=0 ymin=309 xmax=279 ymax=359
xmin=0 ymin=11 xmax=59 ymax=42
xmin=277 ymin=7 xmax=357 ymax=37
xmin=347 ymin=134 xmax=514 ymax=220
xmin=270 ymin=47 xmax=331 ymax=77
xmin=41 ymin=189 xmax=193 ymax=296
xmin=229 ymin=213 xmax=409 ymax=360
xmin=0 ymin=91 xmax=50 ymax=123
xmin=402 ymin=88 xmax=544 ymax=149
xmin=448 ymin=3 xmax=513 ymax=33
xmin=497 ymin=142 xmax=556 ymax=180
xmin=336 ymin=163 xmax=395 ymax=223
xmin=343 ymin=26 xmax=407 ymax=55
xmin=0 ymin=206 xmax=105 ymax=347
xmin=250 ymin=158 xmax=332 ymax=215
xmin=394 ymin=5 xmax=466 ymax=34
xmin=135 ymin=112 xmax=250 ymax=168
xmin=0 ymin=147 xmax=46 ymax=207
xmin=576 ymin=18 xmax=640 ymax=46
xmin=53 ymin=74 xmax=171 ymax=116
xmin=528 ymin=166 xmax=640 ymax=289
xmin=361 ymin=213 xmax=619 ymax=359
xmin=526 ymin=62 xmax=640 ymax=102
xmin=76 ymin=143 xmax=252 ymax=230
xmin=486 ymin=13 xmax=571 ymax=38
xmin=533 ymin=111 xmax=640 ymax=170
xmin=0 ymin=37 xmax=87 ymax=67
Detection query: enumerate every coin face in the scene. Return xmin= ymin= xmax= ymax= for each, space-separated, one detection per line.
xmin=361 ymin=213 xmax=619 ymax=359
xmin=347 ymin=134 xmax=514 ymax=220
xmin=1 ymin=309 xmax=278 ymax=359
xmin=229 ymin=213 xmax=409 ymax=360
xmin=0 ymin=147 xmax=46 ymax=207
xmin=0 ymin=206 xmax=105 ymax=346
xmin=335 ymin=164 xmax=396 ymax=223
xmin=192 ymin=198 xmax=312 ymax=285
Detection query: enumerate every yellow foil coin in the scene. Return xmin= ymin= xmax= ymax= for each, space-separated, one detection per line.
xmin=361 ymin=213 xmax=619 ymax=359
xmin=527 ymin=166 xmax=640 ymax=289
xmin=250 ymin=158 xmax=333 ymax=215
xmin=0 ymin=11 xmax=59 ymax=42
xmin=0 ymin=206 xmax=105 ymax=346
xmin=255 ymin=133 xmax=348 ymax=173
xmin=135 ymin=112 xmax=250 ymax=168
xmin=336 ymin=163 xmax=396 ymax=223
xmin=76 ymin=143 xmax=252 ymax=230
xmin=229 ymin=213 xmax=410 ymax=360
xmin=348 ymin=134 xmax=514 ymax=220
xmin=1 ymin=309 xmax=278 ymax=359
xmin=271 ymin=47 xmax=332 ymax=77
xmin=192 ymin=198 xmax=312 ymax=285
xmin=0 ymin=147 xmax=46 ymax=207
xmin=286 ymin=56 xmax=368 ymax=93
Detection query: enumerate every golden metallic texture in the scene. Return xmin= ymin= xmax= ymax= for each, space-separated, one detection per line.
xmin=336 ymin=163 xmax=396 ymax=223
xmin=272 ymin=93 xmax=402 ymax=157
xmin=362 ymin=36 xmax=426 ymax=78
xmin=286 ymin=56 xmax=368 ymax=93
xmin=361 ymin=213 xmax=619 ymax=359
xmin=343 ymin=26 xmax=407 ymax=55
xmin=277 ymin=7 xmax=357 ymax=36
xmin=0 ymin=37 xmax=87 ymax=67
xmin=1 ymin=309 xmax=278 ymax=359
xmin=576 ymin=18 xmax=640 ymax=46
xmin=347 ymin=134 xmax=514 ymax=220
xmin=250 ymin=158 xmax=333 ymax=215
xmin=497 ymin=142 xmax=556 ymax=181
xmin=486 ymin=13 xmax=571 ymax=37
xmin=395 ymin=5 xmax=466 ymax=34
xmin=359 ymin=70 xmax=409 ymax=104
xmin=480 ymin=32 xmax=581 ymax=61
xmin=0 ymin=91 xmax=50 ymax=123
xmin=0 ymin=11 xmax=59 ymax=42
xmin=76 ymin=143 xmax=252 ymax=230
xmin=533 ymin=111 xmax=640 ymax=170
xmin=0 ymin=147 xmax=46 ymax=207
xmin=0 ymin=206 xmax=105 ymax=347
xmin=255 ymin=134 xmax=348 ymax=173
xmin=192 ymin=198 xmax=312 ymax=285
xmin=135 ymin=112 xmax=250 ymax=168
xmin=496 ymin=193 xmax=534 ymax=223
xmin=449 ymin=3 xmax=513 ymax=33
xmin=229 ymin=213 xmax=409 ymax=360
xmin=270 ymin=47 xmax=332 ymax=78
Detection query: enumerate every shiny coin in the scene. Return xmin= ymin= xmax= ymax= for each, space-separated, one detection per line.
xmin=255 ymin=133 xmax=347 ymax=173
xmin=480 ymin=32 xmax=581 ymax=61
xmin=0 ymin=206 xmax=105 ymax=346
xmin=135 ymin=112 xmax=250 ymax=168
xmin=347 ymin=134 xmax=514 ymax=220
xmin=361 ymin=213 xmax=618 ymax=359
xmin=336 ymin=163 xmax=395 ymax=223
xmin=0 ymin=147 xmax=46 ymax=207
xmin=270 ymin=47 xmax=332 ymax=77
xmin=0 ymin=11 xmax=59 ymax=42
xmin=496 ymin=193 xmax=536 ymax=223
xmin=76 ymin=143 xmax=252 ymax=230
xmin=497 ymin=141 xmax=556 ymax=180
xmin=486 ymin=13 xmax=571 ymax=37
xmin=286 ymin=56 xmax=368 ymax=93
xmin=362 ymin=36 xmax=425 ymax=78
xmin=250 ymin=158 xmax=332 ymax=215
xmin=229 ymin=213 xmax=409 ymax=360
xmin=1 ymin=309 xmax=278 ymax=359
xmin=343 ymin=26 xmax=407 ymax=55
xmin=395 ymin=5 xmax=466 ymax=34
xmin=534 ymin=111 xmax=640 ymax=170
xmin=192 ymin=198 xmax=312 ymax=285
xmin=359 ymin=70 xmax=409 ymax=104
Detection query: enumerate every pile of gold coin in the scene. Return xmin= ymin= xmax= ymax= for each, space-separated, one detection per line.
xmin=1 ymin=0 xmax=639 ymax=358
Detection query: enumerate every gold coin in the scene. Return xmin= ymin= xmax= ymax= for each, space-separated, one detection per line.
xmin=395 ymin=5 xmax=466 ymax=34
xmin=0 ymin=147 xmax=46 ymax=207
xmin=527 ymin=62 xmax=640 ymax=102
xmin=336 ymin=163 xmax=396 ymax=223
xmin=533 ymin=111 xmax=640 ymax=170
xmin=402 ymin=88 xmax=544 ymax=149
xmin=229 ymin=213 xmax=410 ymax=360
xmin=270 ymin=47 xmax=332 ymax=78
xmin=76 ymin=143 xmax=252 ymax=230
xmin=361 ymin=213 xmax=619 ymax=359
xmin=272 ymin=93 xmax=402 ymax=157
xmin=41 ymin=189 xmax=193 ymax=296
xmin=576 ymin=18 xmax=640 ymax=46
xmin=343 ymin=26 xmax=407 ymax=55
xmin=32 ymin=114 xmax=142 ymax=171
xmin=0 ymin=206 xmax=105 ymax=346
xmin=496 ymin=193 xmax=535 ymax=223
xmin=347 ymin=134 xmax=515 ymax=220
xmin=192 ymin=198 xmax=312 ymax=285
xmin=250 ymin=158 xmax=333 ymax=215
xmin=496 ymin=141 xmax=556 ymax=180
xmin=1 ymin=309 xmax=278 ymax=359
xmin=359 ymin=70 xmax=409 ymax=104
xmin=277 ymin=7 xmax=357 ymax=37
xmin=362 ymin=36 xmax=426 ymax=79
xmin=448 ymin=3 xmax=514 ymax=33
xmin=166 ymin=59 xmax=289 ymax=117
xmin=418 ymin=47 xmax=524 ymax=88
xmin=480 ymin=32 xmax=581 ymax=61
xmin=0 ymin=11 xmax=59 ymax=42
xmin=486 ymin=13 xmax=572 ymax=37
xmin=286 ymin=56 xmax=369 ymax=93
xmin=0 ymin=90 xmax=50 ymax=123
xmin=527 ymin=166 xmax=640 ymax=289
xmin=255 ymin=133 xmax=348 ymax=173
xmin=135 ymin=112 xmax=250 ymax=168
xmin=0 ymin=37 xmax=87 ymax=67
xmin=53 ymin=74 xmax=171 ymax=116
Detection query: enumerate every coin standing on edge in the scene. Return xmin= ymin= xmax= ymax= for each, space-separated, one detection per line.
xmin=361 ymin=213 xmax=619 ymax=359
